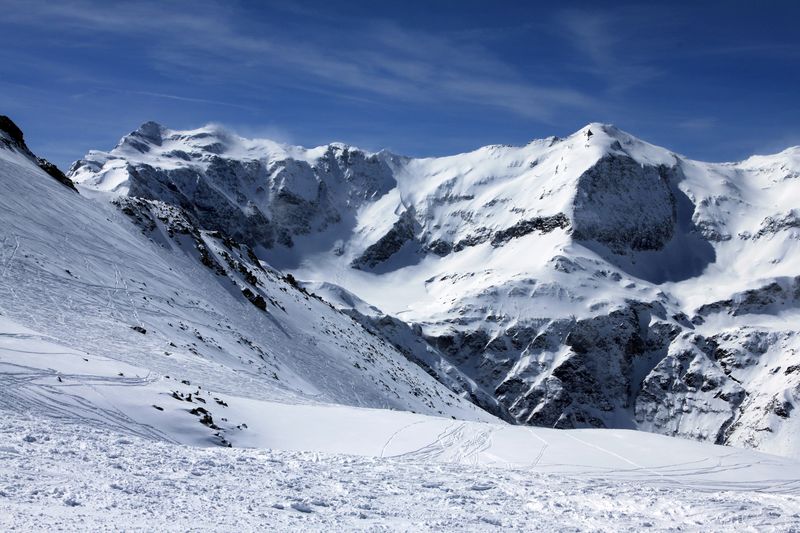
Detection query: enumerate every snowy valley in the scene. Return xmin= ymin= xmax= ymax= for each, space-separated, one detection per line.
xmin=2 ymin=116 xmax=800 ymax=530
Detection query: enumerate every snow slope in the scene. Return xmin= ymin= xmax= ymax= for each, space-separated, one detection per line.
xmin=2 ymin=315 xmax=800 ymax=530
xmin=4 ymin=409 xmax=800 ymax=532
xmin=2 ymin=314 xmax=793 ymax=470
xmin=70 ymin=121 xmax=800 ymax=458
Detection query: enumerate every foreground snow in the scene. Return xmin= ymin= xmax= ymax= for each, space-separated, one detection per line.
xmin=2 ymin=316 xmax=800 ymax=530
xmin=2 ymin=411 xmax=799 ymax=532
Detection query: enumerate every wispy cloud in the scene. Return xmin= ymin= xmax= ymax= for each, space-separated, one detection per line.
xmin=122 ymin=91 xmax=256 ymax=111
xmin=3 ymin=0 xmax=595 ymax=122
xmin=556 ymin=8 xmax=664 ymax=94
xmin=676 ymin=117 xmax=718 ymax=132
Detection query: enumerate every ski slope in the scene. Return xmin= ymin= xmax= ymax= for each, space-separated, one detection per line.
xmin=3 ymin=411 xmax=800 ymax=532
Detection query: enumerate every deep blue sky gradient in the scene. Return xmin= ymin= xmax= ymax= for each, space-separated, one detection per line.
xmin=1 ymin=0 xmax=799 ymax=169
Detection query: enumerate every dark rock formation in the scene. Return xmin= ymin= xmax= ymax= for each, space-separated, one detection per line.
xmin=572 ymin=154 xmax=676 ymax=253
xmin=0 ymin=115 xmax=78 ymax=192
xmin=490 ymin=214 xmax=570 ymax=246
xmin=351 ymin=210 xmax=418 ymax=270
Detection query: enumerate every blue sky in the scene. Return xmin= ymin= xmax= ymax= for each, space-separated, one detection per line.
xmin=1 ymin=0 xmax=799 ymax=169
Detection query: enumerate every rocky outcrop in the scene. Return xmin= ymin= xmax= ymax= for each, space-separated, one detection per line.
xmin=695 ymin=277 xmax=800 ymax=317
xmin=755 ymin=210 xmax=800 ymax=238
xmin=425 ymin=302 xmax=674 ymax=429
xmin=114 ymin=196 xmax=287 ymax=314
xmin=635 ymin=334 xmax=746 ymax=443
xmin=490 ymin=214 xmax=570 ymax=247
xmin=346 ymin=311 xmax=509 ymax=420
xmin=351 ymin=210 xmax=418 ymax=270
xmin=0 ymin=115 xmax=25 ymax=147
xmin=127 ymin=162 xmax=277 ymax=249
xmin=572 ymin=154 xmax=676 ymax=253
xmin=0 ymin=115 xmax=77 ymax=192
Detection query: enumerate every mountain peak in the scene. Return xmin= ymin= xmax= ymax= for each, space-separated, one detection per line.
xmin=113 ymin=121 xmax=166 ymax=153
xmin=133 ymin=121 xmax=165 ymax=144
xmin=572 ymin=123 xmax=630 ymax=144
xmin=565 ymin=122 xmax=678 ymax=168
xmin=580 ymin=121 xmax=617 ymax=134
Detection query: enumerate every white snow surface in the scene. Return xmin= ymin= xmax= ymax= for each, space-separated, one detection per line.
xmin=0 ymin=143 xmax=492 ymax=424
xmin=2 ymin=315 xmax=800 ymax=531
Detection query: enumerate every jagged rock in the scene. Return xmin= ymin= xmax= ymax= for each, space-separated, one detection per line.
xmin=696 ymin=277 xmax=800 ymax=317
xmin=490 ymin=214 xmax=569 ymax=246
xmin=0 ymin=115 xmax=25 ymax=146
xmin=0 ymin=115 xmax=77 ymax=192
xmin=635 ymin=333 xmax=746 ymax=443
xmin=242 ymin=288 xmax=267 ymax=311
xmin=351 ymin=210 xmax=418 ymax=269
xmin=756 ymin=209 xmax=800 ymax=238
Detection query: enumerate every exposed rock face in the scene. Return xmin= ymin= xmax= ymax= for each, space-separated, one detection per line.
xmin=353 ymin=212 xmax=571 ymax=266
xmin=0 ymin=115 xmax=77 ymax=192
xmin=344 ymin=311 xmax=509 ymax=420
xmin=490 ymin=214 xmax=570 ymax=247
xmin=126 ymin=162 xmax=277 ymax=249
xmin=71 ymin=124 xmax=396 ymax=252
xmin=572 ymin=154 xmax=676 ymax=253
xmin=635 ymin=333 xmax=746 ymax=443
xmin=633 ymin=325 xmax=800 ymax=453
xmin=756 ymin=210 xmax=800 ymax=238
xmin=351 ymin=210 xmax=418 ymax=270
xmin=427 ymin=302 xmax=675 ymax=429
xmin=695 ymin=277 xmax=800 ymax=317
xmin=0 ymin=115 xmax=25 ymax=146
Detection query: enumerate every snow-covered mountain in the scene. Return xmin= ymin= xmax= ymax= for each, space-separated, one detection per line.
xmin=0 ymin=116 xmax=495 ymax=451
xmin=68 ymin=121 xmax=800 ymax=459
xmin=3 ymin=116 xmax=800 ymax=529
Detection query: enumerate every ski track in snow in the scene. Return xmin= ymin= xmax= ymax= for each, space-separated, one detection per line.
xmin=526 ymin=427 xmax=549 ymax=467
xmin=560 ymin=431 xmax=669 ymax=482
xmin=0 ymin=360 xmax=169 ymax=443
xmin=379 ymin=420 xmax=427 ymax=458
xmin=1 ymin=234 xmax=19 ymax=277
